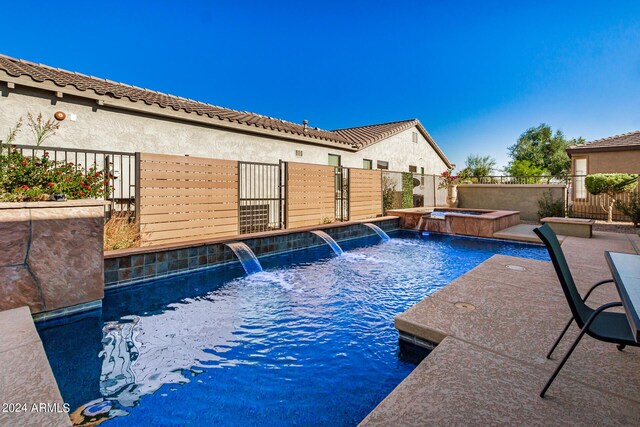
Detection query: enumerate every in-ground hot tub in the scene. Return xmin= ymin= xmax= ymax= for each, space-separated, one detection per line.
xmin=387 ymin=207 xmax=520 ymax=238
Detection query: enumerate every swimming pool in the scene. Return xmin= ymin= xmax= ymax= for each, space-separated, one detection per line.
xmin=37 ymin=230 xmax=549 ymax=426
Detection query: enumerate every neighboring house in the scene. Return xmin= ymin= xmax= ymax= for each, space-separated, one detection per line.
xmin=567 ymin=130 xmax=640 ymax=199
xmin=0 ymin=54 xmax=451 ymax=175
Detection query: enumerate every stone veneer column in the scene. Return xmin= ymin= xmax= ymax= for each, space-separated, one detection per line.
xmin=0 ymin=200 xmax=107 ymax=314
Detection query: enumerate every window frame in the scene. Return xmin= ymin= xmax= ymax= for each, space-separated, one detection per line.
xmin=573 ymin=157 xmax=588 ymax=201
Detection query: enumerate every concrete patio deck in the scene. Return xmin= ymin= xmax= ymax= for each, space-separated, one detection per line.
xmin=361 ymin=231 xmax=640 ymax=426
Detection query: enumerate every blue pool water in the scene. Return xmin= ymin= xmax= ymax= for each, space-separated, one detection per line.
xmin=37 ymin=231 xmax=548 ymax=426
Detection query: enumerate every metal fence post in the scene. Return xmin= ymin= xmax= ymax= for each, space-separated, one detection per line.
xmin=134 ymin=152 xmax=141 ymax=232
xmin=433 ymin=175 xmax=437 ymax=206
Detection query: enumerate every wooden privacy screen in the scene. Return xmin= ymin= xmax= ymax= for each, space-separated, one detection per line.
xmin=350 ymin=169 xmax=382 ymax=220
xmin=138 ymin=153 xmax=238 ymax=246
xmin=286 ymin=162 xmax=336 ymax=228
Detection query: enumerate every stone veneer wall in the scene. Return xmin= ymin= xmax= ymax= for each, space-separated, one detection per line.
xmin=0 ymin=200 xmax=106 ymax=314
xmin=105 ymin=218 xmax=399 ymax=288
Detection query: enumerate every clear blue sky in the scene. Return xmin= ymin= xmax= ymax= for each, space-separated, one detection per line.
xmin=2 ymin=1 xmax=639 ymax=171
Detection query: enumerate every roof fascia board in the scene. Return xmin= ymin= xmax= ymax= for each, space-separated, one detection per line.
xmin=566 ymin=145 xmax=640 ymax=155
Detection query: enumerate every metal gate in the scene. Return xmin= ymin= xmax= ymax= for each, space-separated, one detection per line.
xmin=335 ymin=166 xmax=349 ymax=221
xmin=238 ymin=161 xmax=285 ymax=234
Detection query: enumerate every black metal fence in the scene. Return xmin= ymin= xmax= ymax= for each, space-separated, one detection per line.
xmin=238 ymin=161 xmax=285 ymax=233
xmin=461 ymin=175 xmax=564 ymax=185
xmin=11 ymin=144 xmax=137 ymax=218
xmin=470 ymin=175 xmax=640 ymax=222
xmin=382 ymin=171 xmax=446 ymax=210
xmin=335 ymin=167 xmax=349 ymax=221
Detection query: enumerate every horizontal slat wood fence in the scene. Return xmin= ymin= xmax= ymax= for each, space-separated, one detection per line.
xmin=138 ymin=153 xmax=238 ymax=246
xmin=349 ymin=169 xmax=382 ymax=220
xmin=286 ymin=162 xmax=336 ymax=228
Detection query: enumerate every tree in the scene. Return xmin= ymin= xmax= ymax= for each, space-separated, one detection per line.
xmin=506 ymin=124 xmax=584 ymax=177
xmin=585 ymin=173 xmax=639 ymax=223
xmin=459 ymin=154 xmax=496 ymax=179
xmin=505 ymin=159 xmax=549 ymax=178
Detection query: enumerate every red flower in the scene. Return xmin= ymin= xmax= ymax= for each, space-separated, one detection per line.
xmin=21 ymin=161 xmax=27 ymax=166
xmin=47 ymin=182 xmax=55 ymax=187
xmin=22 ymin=185 xmax=29 ymax=190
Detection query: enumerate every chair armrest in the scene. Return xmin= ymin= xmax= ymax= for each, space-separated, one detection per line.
xmin=583 ymin=279 xmax=615 ymax=302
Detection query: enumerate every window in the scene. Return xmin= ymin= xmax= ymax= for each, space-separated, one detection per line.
xmin=409 ymin=165 xmax=417 ymax=173
xmin=420 ymin=167 xmax=425 ymax=175
xmin=363 ymin=159 xmax=373 ymax=170
xmin=377 ymin=160 xmax=389 ymax=170
xmin=328 ymin=154 xmax=341 ymax=166
xmin=574 ymin=158 xmax=587 ymax=199
xmin=412 ymin=132 xmax=418 ymax=143
xmin=295 ymin=150 xmax=303 ymax=157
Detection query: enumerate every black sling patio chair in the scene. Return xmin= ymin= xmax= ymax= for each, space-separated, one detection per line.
xmin=534 ymin=224 xmax=639 ymax=398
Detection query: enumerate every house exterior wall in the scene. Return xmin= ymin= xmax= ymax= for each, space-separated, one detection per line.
xmin=570 ymin=150 xmax=640 ymax=175
xmin=357 ymin=128 xmax=449 ymax=174
xmin=0 ymin=85 xmax=447 ymax=174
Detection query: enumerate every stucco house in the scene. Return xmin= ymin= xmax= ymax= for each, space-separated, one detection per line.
xmin=0 ymin=54 xmax=451 ymax=175
xmin=567 ymin=130 xmax=640 ymax=199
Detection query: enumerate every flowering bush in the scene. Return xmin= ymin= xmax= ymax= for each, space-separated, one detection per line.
xmin=0 ymin=114 xmax=110 ymax=202
xmin=438 ymin=168 xmax=460 ymax=190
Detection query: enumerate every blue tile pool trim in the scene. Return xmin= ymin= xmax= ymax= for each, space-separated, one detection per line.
xmin=32 ymin=300 xmax=103 ymax=322
xmin=104 ymin=219 xmax=400 ymax=288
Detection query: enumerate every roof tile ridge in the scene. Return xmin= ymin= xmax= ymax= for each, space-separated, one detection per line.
xmin=0 ymin=53 xmax=354 ymax=144
xmin=584 ymin=129 xmax=640 ymax=145
xmin=330 ymin=118 xmax=417 ymax=132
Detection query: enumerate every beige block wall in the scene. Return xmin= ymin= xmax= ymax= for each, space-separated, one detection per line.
xmin=457 ymin=184 xmax=566 ymax=221
xmin=571 ymin=150 xmax=640 ymax=174
xmin=0 ymin=84 xmax=448 ymax=175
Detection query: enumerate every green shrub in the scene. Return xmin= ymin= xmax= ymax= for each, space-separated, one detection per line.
xmin=585 ymin=173 xmax=639 ymax=222
xmin=615 ymin=193 xmax=640 ymax=227
xmin=382 ymin=175 xmax=395 ymax=214
xmin=537 ymin=190 xmax=564 ymax=220
xmin=585 ymin=174 xmax=638 ymax=196
xmin=402 ymin=172 xmax=413 ymax=208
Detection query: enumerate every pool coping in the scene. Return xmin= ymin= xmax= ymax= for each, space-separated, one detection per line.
xmin=0 ymin=306 xmax=71 ymax=426
xmin=362 ymin=231 xmax=640 ymax=425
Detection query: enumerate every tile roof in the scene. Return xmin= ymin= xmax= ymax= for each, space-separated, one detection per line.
xmin=333 ymin=119 xmax=451 ymax=167
xmin=333 ymin=119 xmax=419 ymax=149
xmin=567 ymin=130 xmax=640 ymax=153
xmin=0 ymin=54 xmax=354 ymax=146
xmin=0 ymin=54 xmax=451 ymax=166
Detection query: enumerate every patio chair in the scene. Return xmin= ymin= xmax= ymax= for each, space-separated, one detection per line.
xmin=533 ymin=224 xmax=639 ymax=397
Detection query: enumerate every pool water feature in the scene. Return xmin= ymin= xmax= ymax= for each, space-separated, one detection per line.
xmin=37 ymin=231 xmax=548 ymax=426
xmin=310 ymin=230 xmax=344 ymax=255
xmin=363 ymin=223 xmax=391 ymax=241
xmin=225 ymin=242 xmax=263 ymax=274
